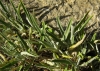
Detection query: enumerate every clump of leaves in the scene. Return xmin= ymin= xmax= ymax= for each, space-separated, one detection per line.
xmin=0 ymin=0 xmax=99 ymax=71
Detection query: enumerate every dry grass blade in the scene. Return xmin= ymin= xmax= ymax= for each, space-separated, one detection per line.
xmin=68 ymin=34 xmax=86 ymax=51
xmin=0 ymin=53 xmax=7 ymax=62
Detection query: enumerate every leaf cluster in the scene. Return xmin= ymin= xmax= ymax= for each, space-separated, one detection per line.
xmin=0 ymin=0 xmax=99 ymax=71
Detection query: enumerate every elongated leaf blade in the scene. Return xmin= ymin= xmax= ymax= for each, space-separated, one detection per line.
xmin=35 ymin=63 xmax=55 ymax=70
xmin=74 ymin=11 xmax=90 ymax=32
xmin=62 ymin=19 xmax=72 ymax=40
xmin=47 ymin=30 xmax=65 ymax=45
xmin=0 ymin=1 xmax=9 ymax=14
xmin=20 ymin=1 xmax=41 ymax=33
xmin=56 ymin=17 xmax=64 ymax=36
xmin=39 ymin=48 xmax=58 ymax=53
xmin=35 ymin=39 xmax=53 ymax=48
xmin=79 ymin=16 xmax=93 ymax=32
xmin=10 ymin=0 xmax=23 ymax=24
xmin=68 ymin=34 xmax=86 ymax=51
xmin=52 ymin=59 xmax=74 ymax=65
xmin=70 ymin=25 xmax=74 ymax=44
xmin=16 ymin=31 xmax=29 ymax=50
xmin=0 ymin=19 xmax=11 ymax=28
xmin=0 ymin=59 xmax=17 ymax=70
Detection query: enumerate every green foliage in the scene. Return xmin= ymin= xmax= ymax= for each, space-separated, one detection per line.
xmin=0 ymin=0 xmax=99 ymax=71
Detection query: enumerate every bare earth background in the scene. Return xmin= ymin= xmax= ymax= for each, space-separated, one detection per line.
xmin=3 ymin=0 xmax=100 ymax=32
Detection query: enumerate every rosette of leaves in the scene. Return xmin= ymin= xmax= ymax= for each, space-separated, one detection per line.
xmin=0 ymin=0 xmax=99 ymax=71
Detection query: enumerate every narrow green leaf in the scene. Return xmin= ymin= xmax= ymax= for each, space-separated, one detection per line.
xmin=35 ymin=39 xmax=53 ymax=48
xmin=20 ymin=0 xmax=35 ymax=28
xmin=47 ymin=30 xmax=65 ymax=45
xmin=39 ymin=48 xmax=58 ymax=53
xmin=62 ymin=19 xmax=72 ymax=40
xmin=0 ymin=32 xmax=17 ymax=49
xmin=24 ymin=63 xmax=32 ymax=71
xmin=80 ymin=56 xmax=98 ymax=66
xmin=0 ymin=47 xmax=11 ymax=56
xmin=0 ymin=1 xmax=22 ymax=30
xmin=74 ymin=11 xmax=90 ymax=32
xmin=79 ymin=16 xmax=92 ymax=32
xmin=0 ymin=59 xmax=17 ymax=69
xmin=17 ymin=65 xmax=23 ymax=71
xmin=30 ymin=13 xmax=41 ymax=33
xmin=20 ymin=0 xmax=29 ymax=18
xmin=20 ymin=0 xmax=41 ymax=33
xmin=91 ymin=32 xmax=97 ymax=41
xmin=0 ymin=19 xmax=11 ymax=28
xmin=0 ymin=11 xmax=21 ymax=30
xmin=56 ymin=17 xmax=64 ymax=36
xmin=0 ymin=1 xmax=9 ymax=14
xmin=52 ymin=59 xmax=74 ymax=64
xmin=35 ymin=63 xmax=55 ymax=70
xmin=41 ymin=21 xmax=47 ymax=34
xmin=16 ymin=31 xmax=29 ymax=50
xmin=10 ymin=0 xmax=23 ymax=24
xmin=0 ymin=32 xmax=8 ymax=40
